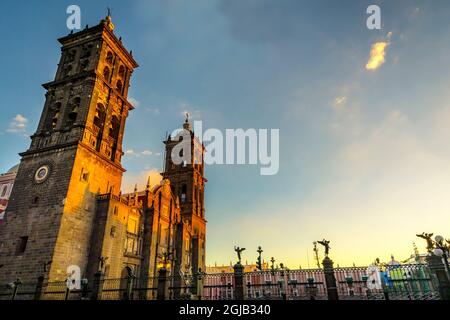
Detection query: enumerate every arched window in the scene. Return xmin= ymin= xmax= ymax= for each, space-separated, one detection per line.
xmin=52 ymin=111 xmax=60 ymax=129
xmin=81 ymin=44 xmax=93 ymax=58
xmin=103 ymin=66 xmax=110 ymax=81
xmin=66 ymin=97 xmax=80 ymax=126
xmin=46 ymin=102 xmax=61 ymax=131
xmin=106 ymin=51 xmax=113 ymax=64
xmin=63 ymin=64 xmax=72 ymax=77
xmin=118 ymin=65 xmax=125 ymax=78
xmin=108 ymin=115 xmax=120 ymax=140
xmin=93 ymin=103 xmax=106 ymax=129
xmin=66 ymin=49 xmax=76 ymax=63
xmin=116 ymin=80 xmax=123 ymax=93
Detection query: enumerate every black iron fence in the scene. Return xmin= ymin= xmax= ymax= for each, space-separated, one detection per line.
xmin=0 ymin=263 xmax=445 ymax=300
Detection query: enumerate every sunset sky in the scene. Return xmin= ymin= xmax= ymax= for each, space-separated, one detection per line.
xmin=1 ymin=0 xmax=450 ymax=268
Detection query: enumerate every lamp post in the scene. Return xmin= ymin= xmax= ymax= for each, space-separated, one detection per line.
xmin=433 ymin=235 xmax=450 ymax=280
xmin=256 ymin=246 xmax=263 ymax=271
xmin=270 ymin=257 xmax=276 ymax=276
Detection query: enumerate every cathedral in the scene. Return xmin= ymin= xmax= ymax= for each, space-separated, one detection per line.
xmin=0 ymin=16 xmax=206 ymax=285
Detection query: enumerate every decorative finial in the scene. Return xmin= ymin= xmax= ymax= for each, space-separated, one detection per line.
xmin=134 ymin=183 xmax=138 ymax=193
xmin=183 ymin=112 xmax=192 ymax=131
xmin=104 ymin=7 xmax=115 ymax=31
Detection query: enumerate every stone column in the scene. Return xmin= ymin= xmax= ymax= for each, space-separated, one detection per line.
xmin=322 ymin=257 xmax=339 ymax=300
xmin=427 ymin=254 xmax=450 ymax=300
xmin=91 ymin=272 xmax=104 ymax=300
xmin=34 ymin=275 xmax=45 ymax=300
xmin=234 ymin=263 xmax=245 ymax=300
xmin=195 ymin=270 xmax=205 ymax=300
xmin=157 ymin=267 xmax=168 ymax=300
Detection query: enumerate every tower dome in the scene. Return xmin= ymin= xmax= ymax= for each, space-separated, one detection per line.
xmin=6 ymin=164 xmax=19 ymax=174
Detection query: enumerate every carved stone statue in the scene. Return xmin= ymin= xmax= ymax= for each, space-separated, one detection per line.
xmin=234 ymin=246 xmax=246 ymax=264
xmin=98 ymin=256 xmax=109 ymax=272
xmin=416 ymin=232 xmax=434 ymax=252
xmin=318 ymin=239 xmax=331 ymax=256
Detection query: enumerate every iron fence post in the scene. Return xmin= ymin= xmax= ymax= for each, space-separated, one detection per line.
xmin=157 ymin=267 xmax=167 ymax=300
xmin=382 ymin=284 xmax=390 ymax=300
xmin=64 ymin=286 xmax=70 ymax=300
xmin=322 ymin=257 xmax=339 ymax=300
xmin=11 ymin=278 xmax=21 ymax=300
xmin=234 ymin=263 xmax=245 ymax=300
xmin=91 ymin=272 xmax=104 ymax=300
xmin=81 ymin=279 xmax=89 ymax=300
xmin=34 ymin=275 xmax=44 ymax=300
xmin=427 ymin=254 xmax=450 ymax=300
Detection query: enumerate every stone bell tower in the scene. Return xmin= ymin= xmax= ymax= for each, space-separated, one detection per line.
xmin=162 ymin=116 xmax=207 ymax=273
xmin=0 ymin=16 xmax=138 ymax=283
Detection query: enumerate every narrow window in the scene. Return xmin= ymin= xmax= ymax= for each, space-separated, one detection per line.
xmin=66 ymin=97 xmax=80 ymax=126
xmin=1 ymin=186 xmax=7 ymax=198
xmin=103 ymin=66 xmax=110 ymax=80
xmin=16 ymin=236 xmax=28 ymax=255
xmin=106 ymin=51 xmax=113 ymax=64
xmin=181 ymin=184 xmax=187 ymax=202
xmin=80 ymin=169 xmax=89 ymax=182
xmin=118 ymin=65 xmax=125 ymax=78
xmin=116 ymin=80 xmax=123 ymax=93
xmin=93 ymin=104 xmax=106 ymax=129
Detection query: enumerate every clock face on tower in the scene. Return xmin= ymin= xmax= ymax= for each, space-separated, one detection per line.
xmin=34 ymin=165 xmax=50 ymax=183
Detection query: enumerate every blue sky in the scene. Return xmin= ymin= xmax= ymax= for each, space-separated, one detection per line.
xmin=1 ymin=0 xmax=450 ymax=267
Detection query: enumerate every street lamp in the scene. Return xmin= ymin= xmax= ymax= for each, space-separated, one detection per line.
xmin=434 ymin=235 xmax=450 ymax=279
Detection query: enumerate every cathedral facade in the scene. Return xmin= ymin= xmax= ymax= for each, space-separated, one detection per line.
xmin=0 ymin=16 xmax=206 ymax=285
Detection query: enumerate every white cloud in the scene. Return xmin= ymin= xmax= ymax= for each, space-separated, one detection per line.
xmin=125 ymin=149 xmax=158 ymax=157
xmin=145 ymin=107 xmax=160 ymax=115
xmin=179 ymin=101 xmax=202 ymax=120
xmin=332 ymin=96 xmax=347 ymax=110
xmin=128 ymin=97 xmax=140 ymax=108
xmin=142 ymin=150 xmax=152 ymax=156
xmin=121 ymin=168 xmax=163 ymax=193
xmin=7 ymin=114 xmax=28 ymax=135
xmin=409 ymin=7 xmax=420 ymax=18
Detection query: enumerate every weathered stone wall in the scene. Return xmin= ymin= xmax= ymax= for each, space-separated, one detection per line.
xmin=0 ymin=146 xmax=77 ymax=283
